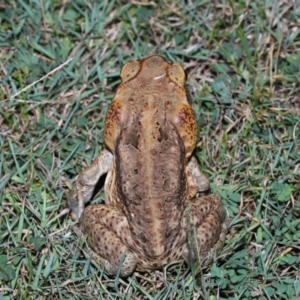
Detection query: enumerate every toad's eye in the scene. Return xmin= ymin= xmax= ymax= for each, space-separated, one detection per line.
xmin=121 ymin=61 xmax=140 ymax=83
xmin=168 ymin=63 xmax=186 ymax=87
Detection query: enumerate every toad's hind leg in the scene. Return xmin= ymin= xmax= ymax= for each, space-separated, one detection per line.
xmin=182 ymin=195 xmax=227 ymax=267
xmin=78 ymin=205 xmax=137 ymax=277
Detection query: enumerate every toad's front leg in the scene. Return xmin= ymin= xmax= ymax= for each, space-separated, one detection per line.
xmin=68 ymin=149 xmax=113 ymax=221
xmin=185 ymin=156 xmax=210 ymax=200
xmin=188 ymin=156 xmax=210 ymax=192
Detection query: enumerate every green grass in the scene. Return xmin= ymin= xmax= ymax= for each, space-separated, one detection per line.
xmin=1 ymin=0 xmax=300 ymax=299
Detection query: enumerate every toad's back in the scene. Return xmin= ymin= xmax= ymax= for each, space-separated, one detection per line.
xmin=115 ymin=96 xmax=186 ymax=258
xmin=104 ymin=56 xmax=197 ymax=259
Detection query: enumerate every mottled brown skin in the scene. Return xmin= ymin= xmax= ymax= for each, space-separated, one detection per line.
xmin=68 ymin=56 xmax=227 ymax=277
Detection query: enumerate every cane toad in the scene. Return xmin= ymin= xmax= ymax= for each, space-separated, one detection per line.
xmin=68 ymin=55 xmax=227 ymax=277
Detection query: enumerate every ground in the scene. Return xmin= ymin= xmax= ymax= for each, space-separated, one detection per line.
xmin=0 ymin=0 xmax=299 ymax=299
